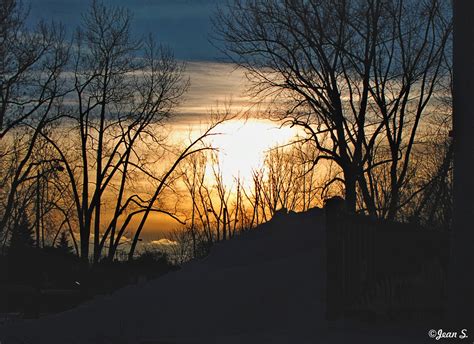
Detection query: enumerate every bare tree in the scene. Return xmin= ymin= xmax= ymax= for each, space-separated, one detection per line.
xmin=40 ymin=0 xmax=188 ymax=263
xmin=0 ymin=0 xmax=69 ymax=239
xmin=125 ymin=116 xmax=228 ymax=261
xmin=180 ymin=151 xmax=211 ymax=257
xmin=177 ymin=132 xmax=325 ymax=261
xmin=214 ymin=0 xmax=452 ymax=218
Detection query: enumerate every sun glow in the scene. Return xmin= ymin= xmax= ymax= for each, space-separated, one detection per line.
xmin=208 ymin=120 xmax=297 ymax=186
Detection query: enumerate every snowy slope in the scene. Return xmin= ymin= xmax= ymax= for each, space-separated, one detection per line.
xmin=0 ymin=209 xmax=433 ymax=344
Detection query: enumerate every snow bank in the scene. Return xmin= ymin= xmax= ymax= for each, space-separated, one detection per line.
xmin=0 ymin=209 xmax=432 ymax=343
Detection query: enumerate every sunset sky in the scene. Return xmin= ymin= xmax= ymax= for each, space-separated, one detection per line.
xmin=27 ymin=0 xmax=298 ymax=242
xmin=28 ymin=1 xmax=240 ymax=114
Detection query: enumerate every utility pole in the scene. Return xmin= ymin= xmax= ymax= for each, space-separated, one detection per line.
xmin=35 ymin=170 xmax=41 ymax=249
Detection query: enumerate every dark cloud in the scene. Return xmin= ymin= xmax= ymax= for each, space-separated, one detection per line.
xmin=26 ymin=0 xmax=224 ymax=61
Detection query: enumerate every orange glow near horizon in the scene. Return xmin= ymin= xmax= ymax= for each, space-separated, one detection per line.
xmin=136 ymin=118 xmax=299 ymax=237
xmin=127 ymin=62 xmax=302 ymax=237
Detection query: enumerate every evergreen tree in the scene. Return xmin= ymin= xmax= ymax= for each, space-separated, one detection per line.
xmin=7 ymin=208 xmax=37 ymax=285
xmin=8 ymin=208 xmax=34 ymax=254
xmin=56 ymin=231 xmax=73 ymax=254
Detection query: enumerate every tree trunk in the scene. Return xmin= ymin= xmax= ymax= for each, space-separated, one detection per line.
xmin=80 ymin=225 xmax=89 ymax=264
xmin=343 ymin=170 xmax=357 ymax=213
xmin=357 ymin=174 xmax=377 ymax=218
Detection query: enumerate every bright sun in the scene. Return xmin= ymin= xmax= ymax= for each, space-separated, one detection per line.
xmin=209 ymin=120 xmax=297 ymax=186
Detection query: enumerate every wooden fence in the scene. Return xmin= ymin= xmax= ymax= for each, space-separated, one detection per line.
xmin=325 ymin=206 xmax=450 ymax=321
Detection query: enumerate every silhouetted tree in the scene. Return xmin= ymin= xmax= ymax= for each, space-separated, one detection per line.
xmin=0 ymin=0 xmax=68 ymax=237
xmin=56 ymin=231 xmax=73 ymax=255
xmin=8 ymin=208 xmax=34 ymax=254
xmin=126 ymin=115 xmax=228 ymax=261
xmin=214 ymin=0 xmax=452 ymax=217
xmin=7 ymin=207 xmax=37 ymax=285
xmin=178 ymin=138 xmax=324 ymax=261
xmin=40 ymin=0 xmax=188 ymax=263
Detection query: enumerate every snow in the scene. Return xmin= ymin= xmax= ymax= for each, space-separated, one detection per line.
xmin=0 ymin=209 xmax=433 ymax=343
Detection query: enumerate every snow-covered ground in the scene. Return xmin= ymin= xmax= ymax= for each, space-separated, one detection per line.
xmin=0 ymin=209 xmax=436 ymax=343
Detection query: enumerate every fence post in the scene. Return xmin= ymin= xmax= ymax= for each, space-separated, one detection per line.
xmin=325 ymin=197 xmax=346 ymax=320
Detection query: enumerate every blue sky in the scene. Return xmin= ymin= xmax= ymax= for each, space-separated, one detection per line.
xmin=27 ymin=0 xmax=224 ymax=61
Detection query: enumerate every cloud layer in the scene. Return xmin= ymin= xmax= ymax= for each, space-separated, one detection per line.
xmin=27 ymin=0 xmax=222 ymax=60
